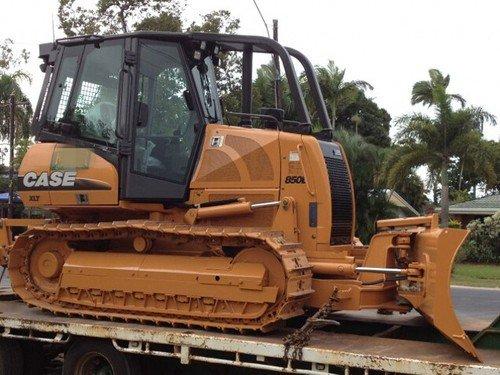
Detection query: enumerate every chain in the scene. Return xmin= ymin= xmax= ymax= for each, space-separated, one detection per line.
xmin=283 ymin=287 xmax=339 ymax=361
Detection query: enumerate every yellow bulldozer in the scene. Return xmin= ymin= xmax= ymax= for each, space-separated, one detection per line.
xmin=0 ymin=32 xmax=479 ymax=360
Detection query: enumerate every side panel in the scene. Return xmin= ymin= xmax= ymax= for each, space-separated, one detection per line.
xmin=189 ymin=124 xmax=281 ymax=228
xmin=18 ymin=143 xmax=118 ymax=207
xmin=277 ymin=133 xmax=323 ymax=251
xmin=189 ymin=127 xmax=353 ymax=254
xmin=17 ymin=143 xmax=55 ymax=206
xmin=190 ymin=124 xmax=281 ymax=190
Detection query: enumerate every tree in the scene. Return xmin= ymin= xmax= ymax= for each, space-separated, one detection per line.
xmin=58 ymin=1 xmax=241 ymax=112
xmin=0 ymin=75 xmax=32 ymax=141
xmin=0 ymin=39 xmax=32 ymax=206
xmin=390 ymin=172 xmax=428 ymax=213
xmin=58 ymin=1 xmax=240 ymax=38
xmin=384 ymin=69 xmax=496 ymax=226
xmin=301 ymin=61 xmax=390 ymax=146
xmin=314 ymin=60 xmax=373 ymax=130
xmin=58 ymin=0 xmax=182 ymax=35
xmin=335 ymin=91 xmax=391 ymax=147
xmin=252 ymin=62 xmax=277 ymax=111
xmin=0 ymin=39 xmax=32 ymax=153
xmin=449 ymin=137 xmax=499 ymax=197
xmin=333 ymin=130 xmax=395 ymax=243
xmin=134 ymin=8 xmax=183 ymax=32
xmin=13 ymin=137 xmax=33 ymax=169
xmin=252 ymin=61 xmax=295 ymax=119
xmin=187 ymin=10 xmax=241 ymax=107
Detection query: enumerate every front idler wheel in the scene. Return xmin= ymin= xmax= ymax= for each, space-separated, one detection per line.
xmin=29 ymin=240 xmax=72 ymax=294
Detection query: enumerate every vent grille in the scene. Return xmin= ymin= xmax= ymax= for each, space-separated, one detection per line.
xmin=323 ymin=146 xmax=353 ymax=245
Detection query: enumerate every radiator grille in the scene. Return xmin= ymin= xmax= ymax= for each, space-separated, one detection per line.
xmin=322 ymin=143 xmax=353 ymax=245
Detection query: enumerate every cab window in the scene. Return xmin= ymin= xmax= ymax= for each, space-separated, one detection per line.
xmin=133 ymin=41 xmax=199 ymax=184
xmin=45 ymin=41 xmax=124 ymax=146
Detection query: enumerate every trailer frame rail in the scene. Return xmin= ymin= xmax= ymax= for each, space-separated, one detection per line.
xmin=0 ymin=301 xmax=497 ymax=375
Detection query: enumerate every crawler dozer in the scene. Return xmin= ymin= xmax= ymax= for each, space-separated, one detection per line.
xmin=2 ymin=32 xmax=479 ymax=359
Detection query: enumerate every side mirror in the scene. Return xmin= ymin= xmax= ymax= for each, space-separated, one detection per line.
xmin=136 ymin=101 xmax=149 ymax=127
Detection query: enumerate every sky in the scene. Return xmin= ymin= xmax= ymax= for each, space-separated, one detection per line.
xmin=0 ymin=0 xmax=498 ymax=142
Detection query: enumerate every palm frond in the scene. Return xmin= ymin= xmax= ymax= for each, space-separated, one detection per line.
xmin=395 ymin=112 xmax=433 ymax=126
xmin=351 ymin=80 xmax=374 ymax=91
xmin=469 ymin=106 xmax=497 ymax=127
xmin=395 ymin=113 xmax=438 ymax=148
xmin=450 ymin=93 xmax=466 ymax=107
xmin=384 ymin=144 xmax=437 ymax=188
xmin=10 ymin=70 xmax=32 ymax=85
xmin=411 ymin=80 xmax=433 ymax=106
xmin=428 ymin=69 xmax=450 ymax=88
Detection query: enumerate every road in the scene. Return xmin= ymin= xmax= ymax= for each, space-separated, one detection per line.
xmin=330 ymin=285 xmax=500 ymax=332
xmin=450 ymin=285 xmax=500 ymax=331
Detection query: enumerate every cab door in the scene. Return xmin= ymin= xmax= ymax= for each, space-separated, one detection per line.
xmin=120 ymin=39 xmax=203 ymax=202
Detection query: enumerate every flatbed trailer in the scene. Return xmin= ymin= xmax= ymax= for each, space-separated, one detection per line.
xmin=0 ymin=295 xmax=498 ymax=375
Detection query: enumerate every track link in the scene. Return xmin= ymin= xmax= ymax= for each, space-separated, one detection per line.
xmin=8 ymin=221 xmax=313 ymax=331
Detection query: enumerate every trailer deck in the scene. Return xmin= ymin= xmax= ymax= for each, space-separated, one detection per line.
xmin=0 ymin=296 xmax=497 ymax=375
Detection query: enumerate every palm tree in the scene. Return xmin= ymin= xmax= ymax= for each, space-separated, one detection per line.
xmin=314 ymin=61 xmax=373 ymax=130
xmin=384 ymin=69 xmax=496 ymax=227
xmin=411 ymin=69 xmax=466 ymax=107
xmin=252 ymin=61 xmax=296 ymax=119
xmin=0 ymin=72 xmax=32 ymax=141
xmin=333 ymin=130 xmax=396 ymax=242
xmin=452 ymin=132 xmax=498 ymax=196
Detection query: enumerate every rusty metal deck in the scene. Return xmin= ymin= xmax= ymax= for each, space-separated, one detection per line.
xmin=0 ymin=297 xmax=497 ymax=374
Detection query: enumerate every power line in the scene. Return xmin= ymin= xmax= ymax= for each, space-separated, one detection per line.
xmin=251 ymin=0 xmax=270 ymax=38
xmin=251 ymin=1 xmax=281 ymax=109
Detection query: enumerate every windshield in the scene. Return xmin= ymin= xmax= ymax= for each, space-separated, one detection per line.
xmin=45 ymin=40 xmax=124 ymax=146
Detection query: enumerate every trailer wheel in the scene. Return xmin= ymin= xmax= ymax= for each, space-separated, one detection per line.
xmin=0 ymin=340 xmax=23 ymax=375
xmin=20 ymin=342 xmax=46 ymax=375
xmin=63 ymin=339 xmax=140 ymax=375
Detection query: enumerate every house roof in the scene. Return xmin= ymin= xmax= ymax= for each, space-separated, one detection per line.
xmin=447 ymin=194 xmax=500 ymax=215
xmin=385 ymin=190 xmax=420 ymax=216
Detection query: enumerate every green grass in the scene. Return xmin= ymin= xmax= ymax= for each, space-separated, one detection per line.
xmin=451 ymin=263 xmax=500 ymax=288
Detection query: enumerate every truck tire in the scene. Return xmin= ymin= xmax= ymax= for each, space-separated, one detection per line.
xmin=62 ymin=339 xmax=141 ymax=375
xmin=20 ymin=342 xmax=46 ymax=375
xmin=0 ymin=340 xmax=23 ymax=375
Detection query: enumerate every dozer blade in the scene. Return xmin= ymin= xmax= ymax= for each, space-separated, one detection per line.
xmin=399 ymin=227 xmax=481 ymax=361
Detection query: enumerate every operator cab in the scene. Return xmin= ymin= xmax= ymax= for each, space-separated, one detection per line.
xmin=33 ymin=32 xmax=333 ymax=202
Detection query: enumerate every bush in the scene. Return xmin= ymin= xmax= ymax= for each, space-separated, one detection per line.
xmin=457 ymin=212 xmax=500 ymax=264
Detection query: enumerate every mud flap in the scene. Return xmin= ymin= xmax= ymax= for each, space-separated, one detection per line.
xmin=399 ymin=227 xmax=481 ymax=361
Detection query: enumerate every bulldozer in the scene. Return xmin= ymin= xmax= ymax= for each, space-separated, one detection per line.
xmin=1 ymin=32 xmax=479 ymax=360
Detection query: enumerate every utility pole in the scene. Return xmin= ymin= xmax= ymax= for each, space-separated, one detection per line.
xmin=7 ymin=95 xmax=15 ymax=219
xmin=272 ymin=19 xmax=282 ymax=109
